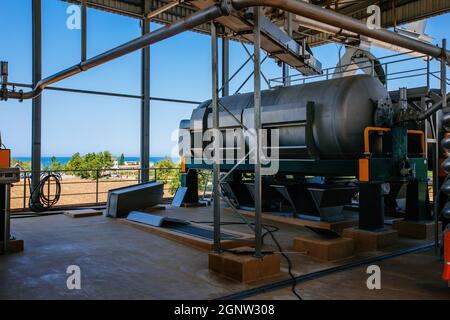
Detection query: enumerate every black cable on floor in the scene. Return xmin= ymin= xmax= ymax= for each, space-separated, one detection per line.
xmin=191 ymin=219 xmax=302 ymax=300
xmin=261 ymin=224 xmax=302 ymax=300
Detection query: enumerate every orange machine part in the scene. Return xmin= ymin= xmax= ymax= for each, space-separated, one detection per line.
xmin=443 ymin=231 xmax=450 ymax=282
xmin=359 ymin=158 xmax=369 ymax=182
xmin=0 ymin=149 xmax=11 ymax=168
xmin=180 ymin=156 xmax=186 ymax=173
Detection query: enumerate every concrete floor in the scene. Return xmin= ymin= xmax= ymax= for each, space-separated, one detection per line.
xmin=0 ymin=205 xmax=448 ymax=300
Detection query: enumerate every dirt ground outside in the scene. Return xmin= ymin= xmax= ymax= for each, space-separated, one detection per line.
xmin=10 ymin=175 xmax=176 ymax=211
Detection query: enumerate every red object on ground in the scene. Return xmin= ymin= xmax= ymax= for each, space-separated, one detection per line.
xmin=443 ymin=230 xmax=450 ymax=284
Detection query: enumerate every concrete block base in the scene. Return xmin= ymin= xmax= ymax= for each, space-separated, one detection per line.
xmin=0 ymin=239 xmax=24 ymax=254
xmin=293 ymin=235 xmax=355 ymax=261
xmin=392 ymin=220 xmax=442 ymax=239
xmin=209 ymin=248 xmax=281 ymax=283
xmin=64 ymin=209 xmax=103 ymax=218
xmin=342 ymin=227 xmax=398 ymax=251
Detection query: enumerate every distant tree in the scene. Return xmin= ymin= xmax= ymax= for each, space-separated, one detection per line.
xmin=119 ymin=153 xmax=125 ymax=166
xmin=153 ymin=158 xmax=180 ymax=195
xmin=63 ymin=151 xmax=114 ymax=179
xmin=45 ymin=155 xmax=63 ymax=172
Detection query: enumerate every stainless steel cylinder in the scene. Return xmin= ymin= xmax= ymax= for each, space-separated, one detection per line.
xmin=182 ymin=75 xmax=391 ymax=160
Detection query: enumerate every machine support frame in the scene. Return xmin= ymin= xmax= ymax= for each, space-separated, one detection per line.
xmin=282 ymin=12 xmax=292 ymax=87
xmin=31 ymin=0 xmax=42 ymax=193
xmin=211 ymin=22 xmax=221 ymax=252
xmin=253 ymin=7 xmax=263 ymax=258
xmin=140 ymin=0 xmax=151 ymax=182
xmin=437 ymin=39 xmax=448 ymax=251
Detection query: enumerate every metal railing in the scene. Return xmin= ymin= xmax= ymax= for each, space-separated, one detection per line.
xmin=10 ymin=167 xmax=182 ymax=212
xmin=269 ymin=51 xmax=450 ymax=89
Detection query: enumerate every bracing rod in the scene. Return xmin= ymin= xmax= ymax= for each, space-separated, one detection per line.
xmin=0 ymin=4 xmax=227 ymax=101
xmin=1 ymin=0 xmax=449 ymax=101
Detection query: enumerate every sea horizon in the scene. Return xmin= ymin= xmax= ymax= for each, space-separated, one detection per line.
xmin=12 ymin=156 xmax=180 ymax=167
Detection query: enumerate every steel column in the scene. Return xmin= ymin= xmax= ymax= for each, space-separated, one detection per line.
xmin=253 ymin=7 xmax=262 ymax=258
xmin=140 ymin=2 xmax=151 ymax=183
xmin=211 ymin=22 xmax=221 ymax=252
xmin=437 ymin=39 xmax=447 ymax=252
xmin=222 ymin=36 xmax=229 ymax=97
xmin=282 ymin=12 xmax=292 ymax=87
xmin=81 ymin=0 xmax=87 ymax=62
xmin=31 ymin=0 xmax=42 ymax=193
xmin=2 ymin=185 xmax=10 ymax=254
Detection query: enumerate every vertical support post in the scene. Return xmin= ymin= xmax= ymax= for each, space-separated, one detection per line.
xmin=140 ymin=1 xmax=151 ymax=183
xmin=81 ymin=0 xmax=87 ymax=62
xmin=282 ymin=12 xmax=292 ymax=87
xmin=211 ymin=22 xmax=221 ymax=252
xmin=222 ymin=35 xmax=229 ymax=97
xmin=437 ymin=39 xmax=447 ymax=252
xmin=31 ymin=0 xmax=42 ymax=193
xmin=0 ymin=184 xmax=6 ymax=253
xmin=253 ymin=7 xmax=263 ymax=258
xmin=95 ymin=169 xmax=99 ymax=204
xmin=3 ymin=185 xmax=10 ymax=254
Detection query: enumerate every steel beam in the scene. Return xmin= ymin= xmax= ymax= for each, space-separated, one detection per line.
xmin=6 ymin=1 xmax=450 ymax=101
xmin=437 ymin=38 xmax=447 ymax=252
xmin=1 ymin=4 xmax=225 ymax=101
xmin=282 ymin=12 xmax=292 ymax=87
xmin=222 ymin=36 xmax=229 ymax=97
xmin=31 ymin=0 xmax=42 ymax=193
xmin=231 ymin=0 xmax=450 ymax=64
xmin=253 ymin=7 xmax=262 ymax=258
xmin=211 ymin=22 xmax=221 ymax=252
xmin=140 ymin=1 xmax=151 ymax=182
xmin=6 ymin=82 xmax=200 ymax=104
xmin=146 ymin=0 xmax=184 ymax=20
xmin=81 ymin=0 xmax=87 ymax=62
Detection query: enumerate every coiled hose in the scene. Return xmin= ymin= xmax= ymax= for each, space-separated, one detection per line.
xmin=28 ymin=173 xmax=61 ymax=212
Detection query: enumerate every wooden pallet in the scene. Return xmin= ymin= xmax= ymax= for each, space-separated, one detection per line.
xmin=118 ymin=219 xmax=254 ymax=251
xmin=224 ymin=207 xmax=358 ymax=234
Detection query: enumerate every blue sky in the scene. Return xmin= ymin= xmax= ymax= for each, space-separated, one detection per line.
xmin=0 ymin=0 xmax=449 ymax=158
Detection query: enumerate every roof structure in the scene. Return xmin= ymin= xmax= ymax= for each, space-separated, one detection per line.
xmin=63 ymin=0 xmax=450 ymax=45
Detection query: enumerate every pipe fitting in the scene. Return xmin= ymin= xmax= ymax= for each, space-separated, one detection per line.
xmin=220 ymin=0 xmax=235 ymax=15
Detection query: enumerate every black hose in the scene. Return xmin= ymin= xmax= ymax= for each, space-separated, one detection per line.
xmin=28 ymin=173 xmax=62 ymax=213
xmin=191 ymin=217 xmax=303 ymax=300
xmin=216 ymin=242 xmax=434 ymax=300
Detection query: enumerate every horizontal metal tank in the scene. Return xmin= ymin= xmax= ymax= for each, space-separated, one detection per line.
xmin=180 ymin=74 xmax=392 ymax=160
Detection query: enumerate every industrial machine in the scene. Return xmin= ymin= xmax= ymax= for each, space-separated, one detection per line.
xmin=0 ymin=133 xmax=21 ymax=254
xmin=443 ymin=227 xmax=450 ymax=286
xmin=178 ymin=74 xmax=431 ymax=231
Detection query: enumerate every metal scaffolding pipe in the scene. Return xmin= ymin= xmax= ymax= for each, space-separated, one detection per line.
xmin=253 ymin=7 xmax=263 ymax=258
xmin=1 ymin=4 xmax=226 ymax=101
xmin=31 ymin=0 xmax=42 ymax=193
xmin=282 ymin=12 xmax=292 ymax=87
xmin=2 ymin=0 xmax=449 ymax=102
xmin=81 ymin=0 xmax=87 ymax=62
xmin=140 ymin=4 xmax=151 ymax=183
xmin=231 ymin=0 xmax=450 ymax=64
xmin=211 ymin=22 xmax=221 ymax=252
xmin=438 ymin=39 xmax=447 ymax=252
xmin=222 ymin=36 xmax=230 ymax=97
